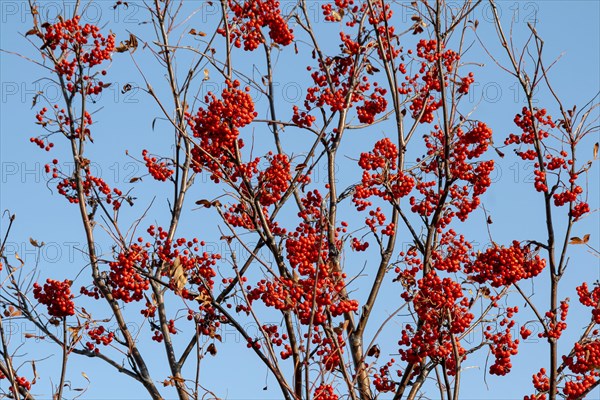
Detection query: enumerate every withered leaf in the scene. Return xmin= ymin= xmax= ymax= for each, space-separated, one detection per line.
xmin=195 ymin=291 xmax=211 ymax=306
xmin=569 ymin=235 xmax=590 ymax=245
xmin=206 ymin=343 xmax=217 ymax=356
xmin=169 ymin=375 xmax=186 ymax=383
xmin=195 ymin=199 xmax=212 ymax=208
xmin=15 ymin=252 xmax=24 ymax=267
xmin=220 ymin=235 xmax=233 ymax=244
xmin=4 ymin=306 xmax=21 ymax=317
xmin=332 ymin=319 xmax=349 ymax=335
xmin=365 ymin=63 xmax=380 ymax=75
xmin=31 ymin=360 xmax=38 ymax=384
xmin=115 ymin=43 xmax=129 ymax=53
xmin=68 ymin=326 xmax=83 ymax=344
xmin=171 ymin=257 xmax=188 ymax=294
xmin=32 ymin=92 xmax=40 ymax=107
xmin=594 ymin=142 xmax=598 ymax=160
xmin=115 ymin=33 xmax=138 ymax=53
xmin=189 ymin=29 xmax=207 ymax=37
xmin=24 ymin=333 xmax=45 ymax=339
xmin=29 ymin=237 xmax=44 ymax=247
xmin=366 ymin=344 xmax=381 ymax=358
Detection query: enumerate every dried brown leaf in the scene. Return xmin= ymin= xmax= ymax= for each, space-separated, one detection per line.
xmin=171 ymin=257 xmax=188 ymax=294
xmin=29 ymin=237 xmax=44 ymax=247
xmin=207 ymin=343 xmax=217 ymax=356
xmin=569 ymin=236 xmax=588 ymax=245
xmin=195 ymin=199 xmax=212 ymax=208
xmin=366 ymin=344 xmax=381 ymax=358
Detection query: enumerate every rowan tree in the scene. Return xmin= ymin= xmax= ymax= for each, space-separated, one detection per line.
xmin=0 ymin=1 xmax=598 ymax=399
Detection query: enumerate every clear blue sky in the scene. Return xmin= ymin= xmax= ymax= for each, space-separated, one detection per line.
xmin=1 ymin=1 xmax=599 ymax=399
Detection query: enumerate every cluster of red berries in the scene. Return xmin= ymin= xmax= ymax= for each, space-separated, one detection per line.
xmin=350 ymin=237 xmax=369 ymax=251
xmin=413 ymin=272 xmax=473 ymax=335
xmin=458 ymin=73 xmax=475 ymax=94
xmin=562 ymin=340 xmax=600 ymax=399
xmin=33 ymin=279 xmax=75 ymax=317
xmin=7 ymin=376 xmax=32 ymax=392
xmin=365 ymin=207 xmax=386 ymax=233
xmin=398 ymin=272 xmax=471 ymax=371
xmin=56 ymin=172 xmax=123 ymax=210
xmin=373 ymin=359 xmax=396 ymax=392
xmin=142 ymin=149 xmax=174 ymax=182
xmin=108 ymin=244 xmax=150 ymax=303
xmin=257 ymin=153 xmax=291 ymax=206
xmin=151 ymin=228 xmax=219 ymax=293
xmin=322 ymin=0 xmax=354 ymax=22
xmin=219 ymin=0 xmax=293 ymax=51
xmin=41 ymin=16 xmax=114 ymax=95
xmin=409 ymin=122 xmax=494 ymax=227
xmin=529 ymin=368 xmax=550 ymax=395
xmin=506 ymin=108 xmax=590 ymax=220
xmin=32 ymin=99 xmax=123 ymax=209
xmin=295 ymin=31 xmax=389 ymax=128
xmin=224 ymin=201 xmax=258 ymax=231
xmin=576 ymin=282 xmax=600 ymax=323
xmin=430 ymin=230 xmax=472 ymax=273
xmin=397 ymin=40 xmax=474 ymax=124
xmin=260 ymin=324 xmax=286 ymax=347
xmin=246 ymin=191 xmax=357 ymax=328
xmin=356 ymin=87 xmax=388 ymax=124
xmin=147 ymin=226 xmax=224 ymax=338
xmin=29 ymin=135 xmax=54 ymax=151
xmin=353 ymin=138 xmax=415 ymax=218
xmin=465 ymin=241 xmax=546 ymax=287
xmin=563 ymin=374 xmax=598 ymax=399
xmin=538 ymin=300 xmax=569 ymax=340
xmin=367 ymin=1 xmax=400 ymax=60
xmin=86 ymin=325 xmax=114 ymax=353
xmin=520 ymin=325 xmax=533 ymax=340
xmin=484 ymin=322 xmax=519 ymax=376
xmin=152 ymin=330 xmax=164 ymax=343
xmin=313 ymin=383 xmax=338 ymax=400
xmin=569 ymin=340 xmax=600 ymax=374
xmin=186 ymin=80 xmax=256 ymax=179
xmin=292 ymin=105 xmax=317 ymax=128
xmin=505 ymin=107 xmax=554 ymax=149
xmin=394 ymin=248 xmax=421 ymax=290
xmin=80 ymin=285 xmax=102 ymax=300
xmin=313 ymin=332 xmax=347 ymax=371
